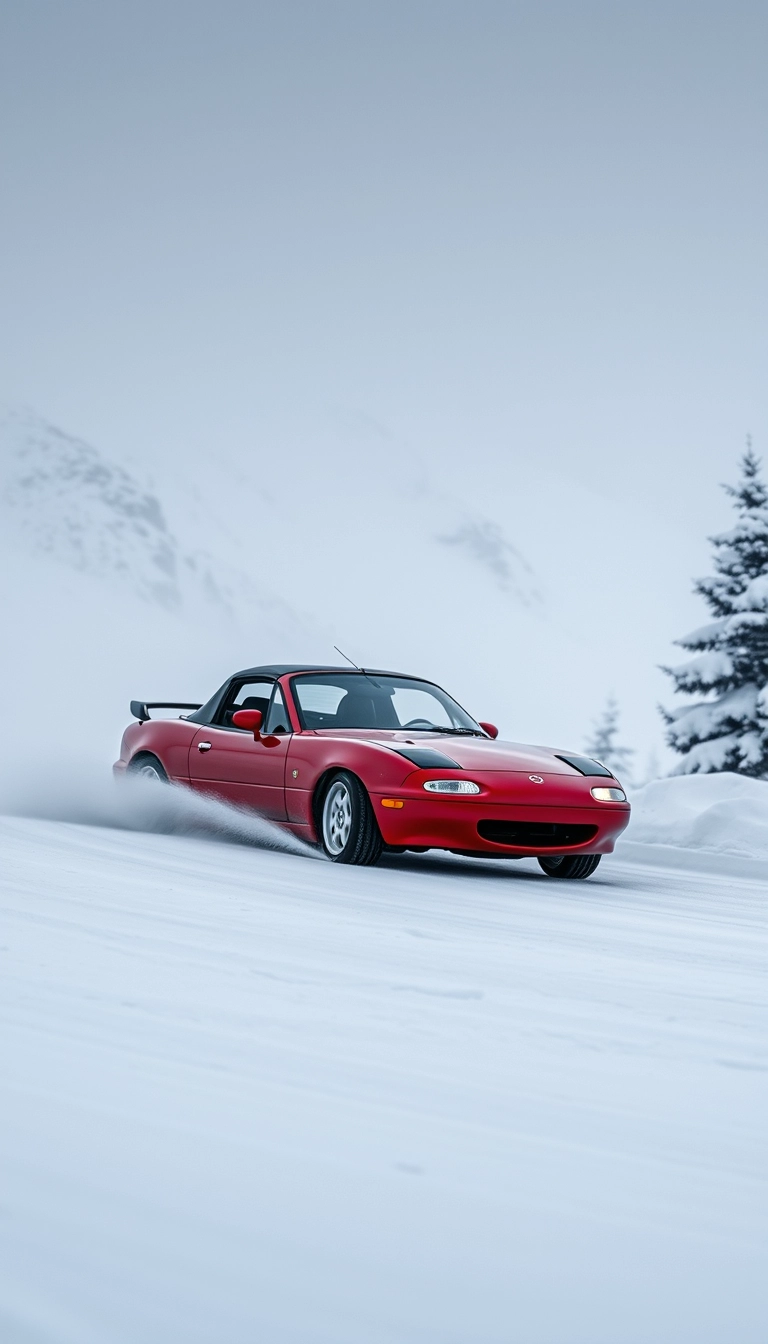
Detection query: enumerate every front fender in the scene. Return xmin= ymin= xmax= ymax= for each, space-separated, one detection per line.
xmin=284 ymin=736 xmax=416 ymax=832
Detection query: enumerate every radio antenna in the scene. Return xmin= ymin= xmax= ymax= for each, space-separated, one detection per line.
xmin=334 ymin=644 xmax=361 ymax=670
xmin=333 ymin=645 xmax=381 ymax=688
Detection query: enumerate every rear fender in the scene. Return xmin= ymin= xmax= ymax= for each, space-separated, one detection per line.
xmin=116 ymin=718 xmax=199 ymax=782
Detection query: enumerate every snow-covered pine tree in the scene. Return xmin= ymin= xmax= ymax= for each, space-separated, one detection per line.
xmin=585 ymin=697 xmax=634 ymax=782
xmin=663 ymin=443 xmax=768 ymax=777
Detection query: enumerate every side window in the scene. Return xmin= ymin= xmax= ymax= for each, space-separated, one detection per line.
xmin=264 ymin=685 xmax=292 ymax=735
xmin=218 ymin=679 xmax=274 ymax=728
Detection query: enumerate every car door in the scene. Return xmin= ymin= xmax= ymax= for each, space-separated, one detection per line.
xmin=188 ymin=679 xmax=290 ymax=819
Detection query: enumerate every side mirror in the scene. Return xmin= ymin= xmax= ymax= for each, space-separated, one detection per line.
xmin=479 ymin=721 xmax=499 ymax=739
xmin=232 ymin=708 xmax=263 ymax=739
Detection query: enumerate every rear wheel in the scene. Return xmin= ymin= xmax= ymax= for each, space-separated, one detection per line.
xmin=319 ymin=771 xmax=383 ymax=865
xmin=127 ymin=753 xmax=168 ymax=783
xmin=538 ymin=854 xmax=601 ymax=880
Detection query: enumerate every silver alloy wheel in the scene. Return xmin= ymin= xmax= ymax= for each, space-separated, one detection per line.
xmin=322 ymin=780 xmax=353 ymax=855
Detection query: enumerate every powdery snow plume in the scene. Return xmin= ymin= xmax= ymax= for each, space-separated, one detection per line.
xmin=2 ymin=767 xmax=321 ymax=859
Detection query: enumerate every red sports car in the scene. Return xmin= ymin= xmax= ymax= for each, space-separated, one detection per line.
xmin=114 ymin=664 xmax=630 ymax=879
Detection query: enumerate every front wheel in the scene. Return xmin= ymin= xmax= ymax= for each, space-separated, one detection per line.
xmin=319 ymin=771 xmax=383 ymax=865
xmin=538 ymin=854 xmax=601 ymax=880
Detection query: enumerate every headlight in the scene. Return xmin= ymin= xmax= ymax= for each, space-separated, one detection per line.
xmin=591 ymin=787 xmax=626 ymax=802
xmin=423 ymin=779 xmax=480 ymax=795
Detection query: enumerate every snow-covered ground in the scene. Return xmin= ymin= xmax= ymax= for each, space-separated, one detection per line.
xmin=2 ymin=792 xmax=766 ymax=1343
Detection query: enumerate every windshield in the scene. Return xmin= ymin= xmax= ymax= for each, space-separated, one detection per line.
xmin=290 ymin=673 xmax=483 ymax=734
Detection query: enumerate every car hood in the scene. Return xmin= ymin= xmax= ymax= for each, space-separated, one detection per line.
xmin=314 ymin=730 xmax=606 ymax=777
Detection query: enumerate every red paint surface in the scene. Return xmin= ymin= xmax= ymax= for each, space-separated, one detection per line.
xmin=188 ymin=726 xmax=288 ymax=819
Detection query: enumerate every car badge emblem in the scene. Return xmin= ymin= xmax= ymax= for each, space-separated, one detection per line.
xmin=529 ymin=774 xmax=544 ymax=784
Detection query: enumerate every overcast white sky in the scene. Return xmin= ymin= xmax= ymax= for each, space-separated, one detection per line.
xmin=2 ymin=1 xmax=765 ymax=485
xmin=1 ymin=1 xmax=766 ymax=760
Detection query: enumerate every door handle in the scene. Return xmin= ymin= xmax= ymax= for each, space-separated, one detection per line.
xmin=197 ymin=742 xmax=212 ymax=752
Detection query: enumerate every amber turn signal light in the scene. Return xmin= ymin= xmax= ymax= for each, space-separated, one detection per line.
xmin=381 ymin=798 xmax=404 ymax=809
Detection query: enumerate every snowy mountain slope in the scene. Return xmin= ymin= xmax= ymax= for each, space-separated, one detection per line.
xmin=0 ymin=406 xmax=313 ymax=628
xmin=1 ymin=406 xmax=181 ymax=606
xmin=437 ymin=514 xmax=541 ymax=603
xmin=1 ymin=810 xmax=766 ymax=1344
xmin=0 ymin=402 xmax=542 ymax=644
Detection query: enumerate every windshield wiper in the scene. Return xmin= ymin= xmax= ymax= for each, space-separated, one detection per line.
xmin=414 ymin=726 xmax=483 ymax=736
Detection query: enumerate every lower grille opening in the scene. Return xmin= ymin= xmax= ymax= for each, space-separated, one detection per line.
xmin=477 ymin=820 xmax=598 ymax=848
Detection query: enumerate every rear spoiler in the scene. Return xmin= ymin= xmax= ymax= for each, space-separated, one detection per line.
xmin=130 ymin=700 xmax=202 ymax=722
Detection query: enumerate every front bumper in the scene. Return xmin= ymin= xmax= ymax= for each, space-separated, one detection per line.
xmin=371 ymin=782 xmax=630 ymax=856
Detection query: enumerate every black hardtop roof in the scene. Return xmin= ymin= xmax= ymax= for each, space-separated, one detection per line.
xmin=233 ymin=664 xmax=422 ymax=681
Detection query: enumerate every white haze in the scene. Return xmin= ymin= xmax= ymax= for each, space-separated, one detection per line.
xmin=0 ymin=402 xmax=700 ymax=792
xmin=0 ymin=2 xmax=766 ymax=794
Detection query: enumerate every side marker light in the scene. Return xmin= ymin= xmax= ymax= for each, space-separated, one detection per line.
xmin=381 ymin=798 xmax=404 ymax=809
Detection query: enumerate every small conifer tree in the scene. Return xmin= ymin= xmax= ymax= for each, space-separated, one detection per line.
xmin=662 ymin=443 xmax=768 ymax=776
xmin=585 ymin=697 xmax=634 ymax=782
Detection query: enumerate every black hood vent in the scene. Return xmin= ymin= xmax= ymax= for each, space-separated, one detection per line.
xmin=389 ymin=746 xmax=462 ymax=770
xmin=555 ymin=753 xmax=614 ymax=778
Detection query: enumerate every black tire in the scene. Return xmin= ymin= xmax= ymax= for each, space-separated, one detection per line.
xmin=318 ymin=770 xmax=383 ymax=866
xmin=127 ymin=753 xmax=168 ymax=783
xmin=538 ymin=854 xmax=601 ymax=880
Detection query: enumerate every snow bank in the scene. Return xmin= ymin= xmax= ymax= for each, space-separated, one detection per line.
xmin=628 ymin=772 xmax=768 ymax=860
